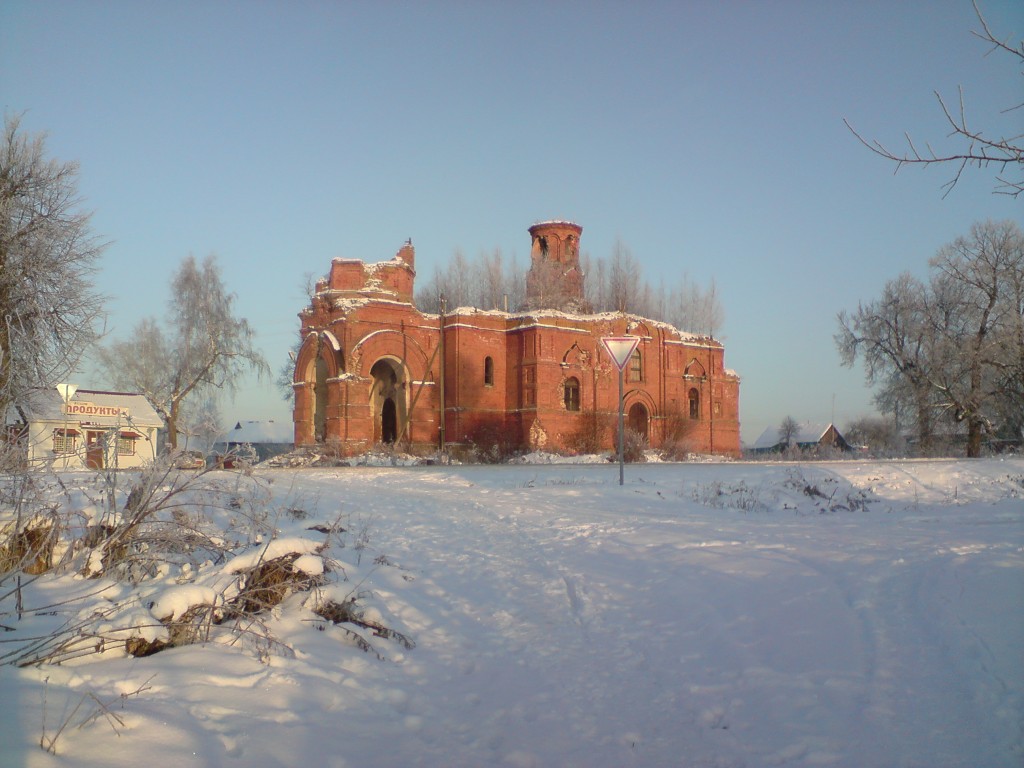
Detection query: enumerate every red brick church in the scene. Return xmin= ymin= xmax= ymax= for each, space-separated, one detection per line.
xmin=292 ymin=221 xmax=740 ymax=457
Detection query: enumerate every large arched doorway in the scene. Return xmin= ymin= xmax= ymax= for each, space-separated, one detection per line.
xmin=628 ymin=402 xmax=649 ymax=440
xmin=370 ymin=358 xmax=408 ymax=445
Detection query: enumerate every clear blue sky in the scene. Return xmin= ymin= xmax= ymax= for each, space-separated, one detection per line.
xmin=3 ymin=0 xmax=1021 ymax=446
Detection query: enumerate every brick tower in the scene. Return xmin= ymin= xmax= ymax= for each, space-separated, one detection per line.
xmin=525 ymin=221 xmax=587 ymax=312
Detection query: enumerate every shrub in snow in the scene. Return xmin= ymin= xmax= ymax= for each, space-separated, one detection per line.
xmin=622 ymin=428 xmax=648 ymax=463
xmin=0 ymin=510 xmax=59 ymax=575
xmin=564 ymin=411 xmax=610 ymax=456
xmin=0 ymin=455 xmax=414 ymax=666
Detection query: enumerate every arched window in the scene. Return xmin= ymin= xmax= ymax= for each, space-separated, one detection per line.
xmin=484 ymin=356 xmax=494 ymax=386
xmin=628 ymin=349 xmax=642 ymax=382
xmin=688 ymin=387 xmax=700 ymax=420
xmin=564 ymin=377 xmax=580 ymax=411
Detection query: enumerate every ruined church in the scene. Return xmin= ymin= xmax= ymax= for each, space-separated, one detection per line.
xmin=292 ymin=221 xmax=740 ymax=457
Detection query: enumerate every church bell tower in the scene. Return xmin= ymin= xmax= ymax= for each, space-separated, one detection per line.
xmin=525 ymin=220 xmax=586 ymax=312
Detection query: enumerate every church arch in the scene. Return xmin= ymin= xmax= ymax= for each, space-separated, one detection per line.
xmin=561 ymin=342 xmax=590 ymax=369
xmin=628 ymin=402 xmax=649 ymax=440
xmin=369 ymin=357 xmax=409 ymax=445
xmin=684 ymin=358 xmax=707 ymax=379
xmin=295 ymin=331 xmax=344 ymax=443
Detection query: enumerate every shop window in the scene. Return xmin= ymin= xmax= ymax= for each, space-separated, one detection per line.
xmin=688 ymin=388 xmax=700 ymax=420
xmin=52 ymin=428 xmax=78 ymax=453
xmin=564 ymin=377 xmax=580 ymax=412
xmin=484 ymin=356 xmax=494 ymax=387
xmin=117 ymin=432 xmax=138 ymax=456
xmin=628 ymin=350 xmax=643 ymax=382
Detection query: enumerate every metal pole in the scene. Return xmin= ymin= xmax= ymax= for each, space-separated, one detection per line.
xmin=438 ymin=296 xmax=446 ymax=454
xmin=618 ymin=367 xmax=625 ymax=486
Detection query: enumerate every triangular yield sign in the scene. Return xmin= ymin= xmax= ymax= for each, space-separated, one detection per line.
xmin=601 ymin=336 xmax=640 ymax=371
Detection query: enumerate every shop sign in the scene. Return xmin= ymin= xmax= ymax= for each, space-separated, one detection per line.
xmin=62 ymin=402 xmax=130 ymax=418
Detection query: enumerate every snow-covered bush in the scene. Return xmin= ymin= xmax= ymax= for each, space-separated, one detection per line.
xmin=0 ymin=456 xmax=414 ymax=667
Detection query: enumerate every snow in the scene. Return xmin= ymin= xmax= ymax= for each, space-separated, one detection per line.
xmin=221 ymin=419 xmax=295 ymax=445
xmin=1 ymin=458 xmax=1022 ymax=767
xmin=222 ymin=537 xmax=322 ymax=573
xmin=151 ymin=585 xmax=220 ymax=622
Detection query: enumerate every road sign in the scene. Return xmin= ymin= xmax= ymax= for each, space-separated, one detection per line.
xmin=601 ymin=336 xmax=640 ymax=371
xmin=601 ymin=335 xmax=640 ymax=486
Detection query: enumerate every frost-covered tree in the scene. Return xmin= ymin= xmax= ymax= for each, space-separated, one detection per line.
xmin=836 ymin=272 xmax=937 ymax=450
xmin=844 ymin=415 xmax=903 ymax=455
xmin=607 ymin=239 xmax=643 ymax=314
xmin=97 ymin=255 xmax=268 ymax=450
xmin=416 ymin=248 xmax=522 ymax=313
xmin=0 ymin=113 xmax=106 ymax=413
xmin=420 ymin=239 xmax=724 ymax=337
xmin=924 ymin=220 xmax=1024 ymax=455
xmin=666 ymin=273 xmax=724 ymax=336
xmin=837 ymin=219 xmax=1024 ymax=456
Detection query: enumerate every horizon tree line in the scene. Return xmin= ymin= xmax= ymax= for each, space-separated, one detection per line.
xmin=414 ymin=238 xmax=724 ymax=338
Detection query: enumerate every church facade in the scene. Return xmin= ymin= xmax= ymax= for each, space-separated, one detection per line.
xmin=292 ymin=221 xmax=740 ymax=457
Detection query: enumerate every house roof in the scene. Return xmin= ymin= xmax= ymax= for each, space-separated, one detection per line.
xmin=221 ymin=420 xmax=294 ymax=445
xmin=7 ymin=388 xmax=163 ymax=429
xmin=752 ymin=422 xmax=839 ymax=450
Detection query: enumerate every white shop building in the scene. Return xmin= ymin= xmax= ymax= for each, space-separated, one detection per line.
xmin=6 ymin=387 xmax=163 ymax=469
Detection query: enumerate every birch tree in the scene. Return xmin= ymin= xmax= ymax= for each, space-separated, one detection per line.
xmin=97 ymin=254 xmax=268 ymax=450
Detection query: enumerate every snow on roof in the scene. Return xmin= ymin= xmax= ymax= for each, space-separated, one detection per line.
xmin=428 ymin=306 xmax=721 ymax=346
xmin=752 ymin=422 xmax=836 ymax=450
xmin=530 ymin=219 xmax=580 ymax=228
xmin=222 ymin=420 xmax=294 ymax=445
xmin=8 ymin=387 xmax=162 ymax=428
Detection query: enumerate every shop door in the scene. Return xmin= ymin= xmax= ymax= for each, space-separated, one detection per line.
xmin=86 ymin=431 xmax=104 ymax=469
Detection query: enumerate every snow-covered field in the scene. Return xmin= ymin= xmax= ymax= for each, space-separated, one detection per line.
xmin=1 ymin=458 xmax=1022 ymax=768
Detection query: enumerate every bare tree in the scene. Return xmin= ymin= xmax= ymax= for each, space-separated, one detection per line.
xmin=607 ymin=239 xmax=643 ymax=313
xmin=667 ymin=273 xmax=725 ymax=336
xmin=923 ymin=219 xmax=1023 ymax=455
xmin=838 ymin=220 xmax=1023 ymax=457
xmin=778 ymin=416 xmax=801 ymax=448
xmin=836 ymin=272 xmax=937 ymax=450
xmin=582 ymin=253 xmax=607 ymax=313
xmin=505 ymin=252 xmax=526 ymax=312
xmin=844 ymin=415 xmax=903 ymax=455
xmin=176 ymin=396 xmax=223 ymax=452
xmin=415 ymin=249 xmax=476 ymax=313
xmin=0 ymin=113 xmax=106 ymax=413
xmin=845 ymin=2 xmax=1023 ymax=197
xmin=97 ymin=255 xmax=269 ymax=451
xmin=475 ymin=247 xmax=507 ymax=310
xmin=420 ymin=240 xmax=725 ymax=342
